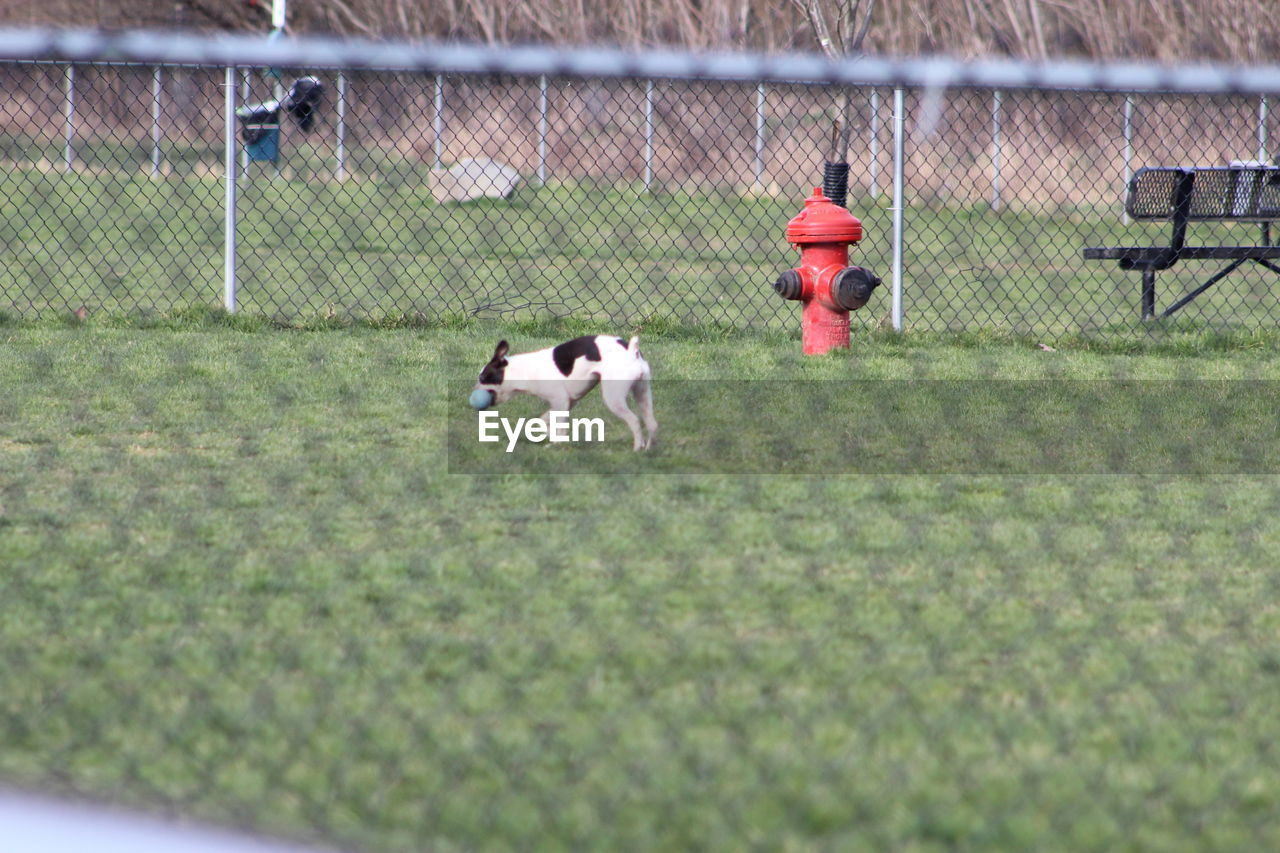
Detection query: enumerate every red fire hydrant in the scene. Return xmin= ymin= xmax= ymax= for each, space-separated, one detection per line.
xmin=772 ymin=187 xmax=881 ymax=355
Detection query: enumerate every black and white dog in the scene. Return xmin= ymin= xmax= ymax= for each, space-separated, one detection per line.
xmin=473 ymin=335 xmax=657 ymax=451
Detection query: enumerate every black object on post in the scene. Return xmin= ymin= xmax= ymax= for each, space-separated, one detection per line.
xmin=823 ymin=161 xmax=850 ymax=208
xmin=284 ymin=76 xmax=324 ymax=132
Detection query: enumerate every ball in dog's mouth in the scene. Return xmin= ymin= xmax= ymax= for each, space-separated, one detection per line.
xmin=469 ymin=388 xmax=495 ymax=410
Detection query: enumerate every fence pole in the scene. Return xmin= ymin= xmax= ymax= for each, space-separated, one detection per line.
xmin=1123 ymin=94 xmax=1133 ymax=224
xmin=870 ymin=89 xmax=880 ymax=197
xmin=644 ymin=79 xmax=654 ymax=191
xmin=538 ymin=75 xmax=548 ymax=186
xmin=754 ymin=82 xmax=766 ymax=190
xmin=1259 ymin=95 xmax=1268 ymax=162
xmin=335 ymin=71 xmax=347 ymax=181
xmin=151 ymin=66 xmax=163 ymax=178
xmin=240 ymin=69 xmax=250 ymax=178
xmin=224 ymin=67 xmax=238 ymax=314
xmin=63 ymin=64 xmax=75 ymax=172
xmin=891 ymin=86 xmax=905 ymax=331
xmin=991 ymin=89 xmax=1002 ymax=210
xmin=433 ymin=74 xmax=444 ymax=170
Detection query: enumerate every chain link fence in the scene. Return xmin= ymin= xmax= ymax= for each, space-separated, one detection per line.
xmin=9 ymin=33 xmax=1280 ymax=853
xmin=3 ymin=53 xmax=1280 ymax=333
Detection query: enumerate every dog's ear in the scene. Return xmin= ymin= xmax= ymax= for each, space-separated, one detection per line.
xmin=492 ymin=340 xmax=509 ymax=362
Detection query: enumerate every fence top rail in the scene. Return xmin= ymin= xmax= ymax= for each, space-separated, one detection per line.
xmin=4 ymin=27 xmax=1280 ymax=96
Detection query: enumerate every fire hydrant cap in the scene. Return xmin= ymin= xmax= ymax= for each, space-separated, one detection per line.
xmin=786 ymin=187 xmax=863 ymax=244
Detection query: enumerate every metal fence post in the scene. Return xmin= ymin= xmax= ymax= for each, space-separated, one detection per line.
xmin=224 ymin=67 xmax=238 ymax=314
xmin=870 ymin=89 xmax=880 ymax=197
xmin=433 ymin=74 xmax=444 ymax=170
xmin=644 ymin=79 xmax=654 ymax=191
xmin=63 ymin=64 xmax=75 ymax=172
xmin=151 ymin=66 xmax=163 ymax=178
xmin=991 ymin=89 xmax=1002 ymax=210
xmin=754 ymin=82 xmax=766 ymax=190
xmin=335 ymin=71 xmax=347 ymax=181
xmin=1123 ymin=94 xmax=1133 ymax=224
xmin=1259 ymin=95 xmax=1268 ymax=162
xmin=891 ymin=86 xmax=905 ymax=331
xmin=538 ymin=75 xmax=548 ymax=186
xmin=240 ymin=69 xmax=251 ymax=178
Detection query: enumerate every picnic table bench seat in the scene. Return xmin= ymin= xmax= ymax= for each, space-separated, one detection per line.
xmin=1083 ymin=165 xmax=1280 ymax=318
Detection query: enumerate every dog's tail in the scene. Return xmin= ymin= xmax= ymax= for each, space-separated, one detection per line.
xmin=627 ymin=335 xmax=641 ymax=354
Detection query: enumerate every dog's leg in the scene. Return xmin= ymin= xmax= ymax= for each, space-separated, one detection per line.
xmin=631 ymin=374 xmax=658 ymax=449
xmin=600 ymin=380 xmax=647 ymax=451
xmin=536 ymin=391 xmax=574 ymax=427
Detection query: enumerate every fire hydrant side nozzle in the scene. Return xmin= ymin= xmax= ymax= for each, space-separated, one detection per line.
xmin=770 ymin=186 xmax=881 ymax=355
xmin=832 ymin=265 xmax=882 ymax=311
xmin=773 ymin=269 xmax=803 ymax=300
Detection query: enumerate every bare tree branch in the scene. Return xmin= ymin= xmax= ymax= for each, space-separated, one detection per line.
xmin=324 ymin=0 xmax=379 ymax=36
xmin=0 ymin=0 xmax=1267 ymax=64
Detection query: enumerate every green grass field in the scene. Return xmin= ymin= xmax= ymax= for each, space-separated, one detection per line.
xmin=4 ymin=314 xmax=1280 ymax=850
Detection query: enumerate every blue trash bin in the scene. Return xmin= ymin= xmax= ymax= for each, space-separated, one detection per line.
xmin=235 ymin=101 xmax=281 ymax=163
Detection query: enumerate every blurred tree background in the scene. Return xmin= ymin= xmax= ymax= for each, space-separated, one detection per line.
xmin=0 ymin=0 xmax=1272 ymax=63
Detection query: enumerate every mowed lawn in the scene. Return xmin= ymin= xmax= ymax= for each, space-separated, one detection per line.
xmin=4 ymin=318 xmax=1280 ymax=850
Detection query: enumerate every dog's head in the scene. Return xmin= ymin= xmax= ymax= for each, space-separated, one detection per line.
xmin=471 ymin=340 xmax=510 ymax=409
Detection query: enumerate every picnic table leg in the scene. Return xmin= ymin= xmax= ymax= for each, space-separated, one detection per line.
xmin=1160 ymin=257 xmax=1249 ymax=319
xmin=1141 ymin=269 xmax=1156 ymax=320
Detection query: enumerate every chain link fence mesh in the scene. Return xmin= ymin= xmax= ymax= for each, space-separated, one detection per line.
xmin=4 ymin=60 xmax=1280 ymax=333
xmin=8 ymin=45 xmax=1280 ymax=853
